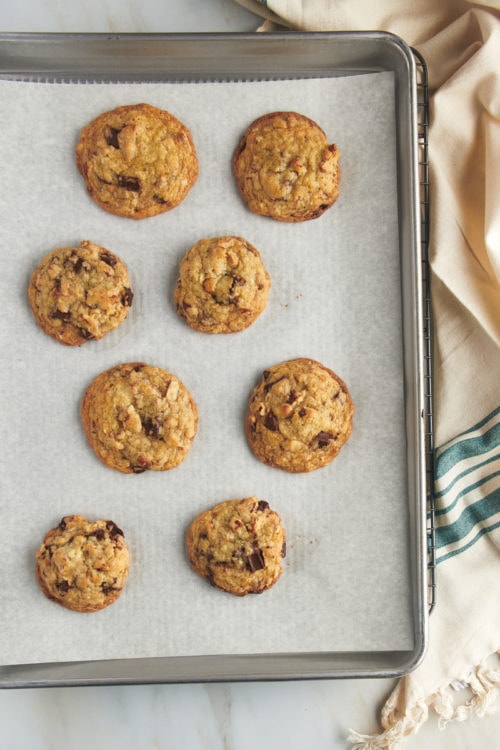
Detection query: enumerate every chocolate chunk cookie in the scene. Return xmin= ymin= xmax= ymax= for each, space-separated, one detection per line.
xmin=174 ymin=235 xmax=271 ymax=333
xmin=81 ymin=362 xmax=198 ymax=474
xmin=186 ymin=497 xmax=286 ymax=596
xmin=75 ymin=103 xmax=199 ymax=219
xmin=246 ymin=358 xmax=354 ymax=473
xmin=232 ymin=111 xmax=340 ymax=222
xmin=35 ymin=515 xmax=130 ymax=613
xmin=28 ymin=240 xmax=133 ymax=346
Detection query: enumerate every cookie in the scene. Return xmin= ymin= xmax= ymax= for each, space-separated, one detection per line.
xmin=75 ymin=103 xmax=199 ymax=219
xmin=35 ymin=515 xmax=130 ymax=613
xmin=28 ymin=240 xmax=133 ymax=346
xmin=246 ymin=357 xmax=354 ymax=473
xmin=232 ymin=111 xmax=340 ymax=222
xmin=81 ymin=362 xmax=198 ymax=474
xmin=174 ymin=236 xmax=271 ymax=333
xmin=186 ymin=497 xmax=286 ymax=596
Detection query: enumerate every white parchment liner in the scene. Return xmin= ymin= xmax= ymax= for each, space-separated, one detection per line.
xmin=0 ymin=73 xmax=413 ymax=665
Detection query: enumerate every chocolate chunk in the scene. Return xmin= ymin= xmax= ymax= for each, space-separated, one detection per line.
xmin=104 ymin=126 xmax=121 ymax=149
xmin=94 ymin=529 xmax=105 ymax=541
xmin=264 ymin=376 xmax=285 ymax=393
xmin=152 ymin=194 xmax=169 ymax=205
xmin=78 ymin=327 xmax=95 ymax=340
xmin=73 ymin=256 xmax=85 ymax=273
xmin=117 ymin=175 xmax=141 ymax=192
xmin=264 ymin=410 xmax=279 ymax=431
xmin=106 ymin=521 xmax=124 ymax=539
xmin=56 ymin=580 xmax=70 ymax=592
xmin=257 ymin=500 xmax=269 ymax=512
xmin=287 ymin=389 xmax=298 ymax=404
xmin=281 ymin=541 xmax=287 ymax=558
xmin=247 ymin=547 xmax=265 ymax=572
xmin=100 ymin=251 xmax=117 ymax=267
xmin=122 ymin=287 xmax=134 ymax=307
xmin=298 ymin=407 xmax=307 ymax=418
xmin=101 ymin=582 xmax=118 ymax=594
xmin=51 ymin=310 xmax=71 ymax=322
xmin=316 ymin=431 xmax=334 ymax=447
xmin=58 ymin=518 xmax=67 ymax=531
xmin=143 ymin=416 xmax=163 ymax=439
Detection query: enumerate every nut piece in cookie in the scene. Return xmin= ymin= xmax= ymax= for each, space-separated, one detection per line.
xmin=75 ymin=102 xmax=199 ymax=219
xmin=246 ymin=357 xmax=354 ymax=473
xmin=35 ymin=515 xmax=130 ymax=613
xmin=28 ymin=240 xmax=133 ymax=346
xmin=186 ymin=497 xmax=286 ymax=596
xmin=174 ymin=235 xmax=271 ymax=333
xmin=81 ymin=362 xmax=198 ymax=474
xmin=232 ymin=111 xmax=340 ymax=222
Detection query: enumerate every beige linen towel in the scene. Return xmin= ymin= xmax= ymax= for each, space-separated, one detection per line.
xmin=236 ymin=1 xmax=500 ymax=747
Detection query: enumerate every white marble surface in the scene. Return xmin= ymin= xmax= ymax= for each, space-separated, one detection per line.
xmin=1 ymin=2 xmax=499 ymax=748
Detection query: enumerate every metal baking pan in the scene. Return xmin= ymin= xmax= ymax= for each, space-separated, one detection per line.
xmin=0 ymin=31 xmax=431 ymax=687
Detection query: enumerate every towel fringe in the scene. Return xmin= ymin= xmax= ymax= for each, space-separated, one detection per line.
xmin=347 ymin=653 xmax=500 ymax=749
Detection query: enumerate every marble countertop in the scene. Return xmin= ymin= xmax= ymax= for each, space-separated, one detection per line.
xmin=1 ymin=2 xmax=499 ymax=748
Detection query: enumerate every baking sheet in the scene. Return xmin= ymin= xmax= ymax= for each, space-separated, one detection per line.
xmin=0 ymin=70 xmax=413 ymax=667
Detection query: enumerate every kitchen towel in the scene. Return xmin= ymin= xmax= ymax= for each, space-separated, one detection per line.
xmin=235 ymin=1 xmax=500 ymax=747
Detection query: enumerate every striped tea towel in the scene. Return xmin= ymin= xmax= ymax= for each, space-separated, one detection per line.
xmin=235 ymin=1 xmax=500 ymax=746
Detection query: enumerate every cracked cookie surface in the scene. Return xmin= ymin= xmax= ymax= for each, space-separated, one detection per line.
xmin=174 ymin=235 xmax=271 ymax=333
xmin=28 ymin=240 xmax=133 ymax=346
xmin=246 ymin=358 xmax=354 ymax=473
xmin=232 ymin=111 xmax=340 ymax=222
xmin=76 ymin=102 xmax=199 ymax=219
xmin=81 ymin=362 xmax=198 ymax=474
xmin=186 ymin=497 xmax=286 ymax=596
xmin=35 ymin=514 xmax=130 ymax=613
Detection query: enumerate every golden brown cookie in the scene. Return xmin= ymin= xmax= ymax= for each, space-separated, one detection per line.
xmin=246 ymin=357 xmax=354 ymax=473
xmin=174 ymin=235 xmax=271 ymax=333
xmin=81 ymin=362 xmax=198 ymax=474
xmin=35 ymin=515 xmax=130 ymax=613
xmin=186 ymin=497 xmax=286 ymax=596
xmin=75 ymin=103 xmax=199 ymax=219
xmin=232 ymin=111 xmax=340 ymax=222
xmin=28 ymin=240 xmax=133 ymax=346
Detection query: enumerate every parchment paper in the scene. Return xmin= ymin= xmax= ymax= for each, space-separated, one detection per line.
xmin=0 ymin=71 xmax=414 ymax=666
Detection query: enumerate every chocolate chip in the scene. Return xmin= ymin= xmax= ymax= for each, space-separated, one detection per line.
xmin=247 ymin=547 xmax=265 ymax=572
xmin=117 ymin=175 xmax=141 ymax=192
xmin=58 ymin=518 xmax=67 ymax=531
xmin=122 ymin=287 xmax=134 ymax=307
xmin=298 ymin=407 xmax=307 ymax=418
xmin=100 ymin=251 xmax=117 ymax=267
xmin=287 ymin=389 xmax=298 ymax=404
xmin=94 ymin=529 xmax=105 ymax=541
xmin=101 ymin=582 xmax=118 ymax=594
xmin=281 ymin=541 xmax=287 ymax=558
xmin=316 ymin=431 xmax=334 ymax=447
xmin=264 ymin=410 xmax=279 ymax=431
xmin=56 ymin=580 xmax=70 ymax=592
xmin=73 ymin=256 xmax=85 ymax=273
xmin=104 ymin=126 xmax=121 ymax=149
xmin=257 ymin=500 xmax=269 ymax=512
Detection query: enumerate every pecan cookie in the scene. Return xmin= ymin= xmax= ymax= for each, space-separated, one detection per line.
xmin=28 ymin=240 xmax=133 ymax=346
xmin=246 ymin=358 xmax=354 ymax=473
xmin=186 ymin=497 xmax=286 ymax=596
xmin=232 ymin=111 xmax=340 ymax=222
xmin=35 ymin=515 xmax=130 ymax=613
xmin=174 ymin=235 xmax=271 ymax=333
xmin=75 ymin=103 xmax=199 ymax=219
xmin=81 ymin=362 xmax=198 ymax=474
